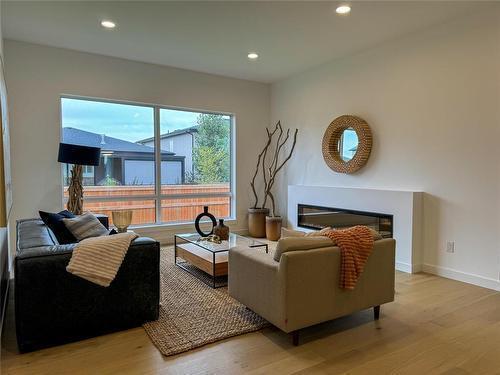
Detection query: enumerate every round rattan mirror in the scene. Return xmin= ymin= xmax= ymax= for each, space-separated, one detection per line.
xmin=322 ymin=115 xmax=372 ymax=174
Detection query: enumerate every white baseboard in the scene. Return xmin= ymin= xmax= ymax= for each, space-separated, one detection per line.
xmin=396 ymin=261 xmax=423 ymax=274
xmin=395 ymin=261 xmax=422 ymax=274
xmin=422 ymin=263 xmax=500 ymax=291
xmin=396 ymin=261 xmax=412 ymax=273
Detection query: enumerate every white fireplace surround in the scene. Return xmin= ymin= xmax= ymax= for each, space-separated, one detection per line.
xmin=287 ymin=185 xmax=423 ymax=273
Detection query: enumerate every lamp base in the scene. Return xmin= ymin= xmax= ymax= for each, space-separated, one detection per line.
xmin=67 ymin=164 xmax=83 ymax=215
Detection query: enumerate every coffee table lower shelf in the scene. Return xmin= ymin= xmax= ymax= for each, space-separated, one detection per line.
xmin=174 ymin=234 xmax=268 ymax=288
xmin=175 ymin=242 xmax=229 ymax=288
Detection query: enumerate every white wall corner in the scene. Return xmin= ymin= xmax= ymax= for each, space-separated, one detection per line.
xmin=396 ymin=261 xmax=422 ymax=273
xmin=411 ymin=192 xmax=424 ymax=272
xmin=395 ymin=262 xmax=412 ymax=273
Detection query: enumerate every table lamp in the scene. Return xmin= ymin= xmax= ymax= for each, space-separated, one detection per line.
xmin=58 ymin=143 xmax=101 ymax=215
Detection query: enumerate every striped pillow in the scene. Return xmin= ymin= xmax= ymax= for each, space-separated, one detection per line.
xmin=62 ymin=212 xmax=109 ymax=241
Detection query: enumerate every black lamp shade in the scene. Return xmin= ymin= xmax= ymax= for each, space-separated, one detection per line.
xmin=58 ymin=143 xmax=101 ymax=166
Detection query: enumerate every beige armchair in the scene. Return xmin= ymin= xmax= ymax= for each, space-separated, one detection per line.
xmin=228 ymin=238 xmax=395 ymax=345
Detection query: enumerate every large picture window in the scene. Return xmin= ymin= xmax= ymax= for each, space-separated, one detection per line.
xmin=61 ymin=97 xmax=233 ymax=226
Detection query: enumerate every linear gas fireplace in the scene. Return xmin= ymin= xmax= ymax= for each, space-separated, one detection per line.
xmin=297 ymin=204 xmax=393 ymax=238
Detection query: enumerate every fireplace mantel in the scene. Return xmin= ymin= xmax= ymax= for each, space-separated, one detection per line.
xmin=288 ymin=185 xmax=423 ymax=273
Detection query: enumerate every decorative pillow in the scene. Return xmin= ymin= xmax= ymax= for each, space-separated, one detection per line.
xmin=367 ymin=227 xmax=383 ymax=241
xmin=62 ymin=212 xmax=109 ymax=241
xmin=281 ymin=227 xmax=332 ymax=238
xmin=305 ymin=227 xmax=333 ymax=237
xmin=274 ymin=227 xmax=384 ymax=262
xmin=39 ymin=210 xmax=77 ymax=245
xmin=281 ymin=228 xmax=306 ymax=238
xmin=273 ymin=236 xmax=334 ymax=262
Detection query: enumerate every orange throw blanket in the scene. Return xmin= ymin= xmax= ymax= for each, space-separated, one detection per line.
xmin=324 ymin=226 xmax=375 ymax=290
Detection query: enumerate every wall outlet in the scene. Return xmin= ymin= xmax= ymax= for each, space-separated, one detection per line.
xmin=446 ymin=241 xmax=455 ymax=253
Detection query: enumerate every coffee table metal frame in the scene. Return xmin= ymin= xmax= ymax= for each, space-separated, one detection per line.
xmin=174 ymin=233 xmax=268 ymax=288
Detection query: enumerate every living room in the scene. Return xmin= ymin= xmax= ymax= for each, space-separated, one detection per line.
xmin=1 ymin=1 xmax=499 ymax=374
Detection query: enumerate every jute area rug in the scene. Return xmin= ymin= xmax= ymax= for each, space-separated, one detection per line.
xmin=143 ymin=246 xmax=269 ymax=356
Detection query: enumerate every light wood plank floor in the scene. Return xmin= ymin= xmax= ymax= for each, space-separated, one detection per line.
xmin=2 ymin=271 xmax=500 ymax=374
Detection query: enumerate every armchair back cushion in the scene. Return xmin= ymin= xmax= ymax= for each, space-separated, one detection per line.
xmin=273 ymin=236 xmax=333 ymax=261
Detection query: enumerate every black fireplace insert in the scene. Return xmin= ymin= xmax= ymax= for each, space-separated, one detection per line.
xmin=297 ymin=204 xmax=393 ymax=238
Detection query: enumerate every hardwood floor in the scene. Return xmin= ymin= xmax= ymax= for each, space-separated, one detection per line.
xmin=1 ymin=271 xmax=499 ymax=374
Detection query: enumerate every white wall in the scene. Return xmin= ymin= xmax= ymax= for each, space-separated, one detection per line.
xmin=4 ymin=40 xmax=270 ymax=251
xmin=271 ymin=10 xmax=500 ymax=289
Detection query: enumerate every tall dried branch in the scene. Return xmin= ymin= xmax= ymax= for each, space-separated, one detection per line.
xmin=250 ymin=122 xmax=280 ymax=208
xmin=261 ymin=128 xmax=271 ymax=199
xmin=263 ymin=125 xmax=288 ymax=208
xmin=249 ymin=150 xmax=264 ymax=208
xmin=270 ymin=128 xmax=290 ymax=177
xmin=267 ymin=190 xmax=276 ymax=220
xmin=261 ymin=122 xmax=280 ymax=207
xmin=271 ymin=128 xmax=298 ymax=179
xmin=265 ymin=128 xmax=298 ymax=217
xmin=269 ymin=123 xmax=284 ymax=175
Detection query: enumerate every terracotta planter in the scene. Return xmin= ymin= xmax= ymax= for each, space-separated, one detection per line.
xmin=266 ymin=216 xmax=282 ymax=241
xmin=248 ymin=208 xmax=269 ymax=238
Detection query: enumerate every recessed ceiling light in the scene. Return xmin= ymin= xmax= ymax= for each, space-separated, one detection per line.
xmin=101 ymin=20 xmax=116 ymax=29
xmin=335 ymin=5 xmax=351 ymax=15
xmin=247 ymin=52 xmax=259 ymax=60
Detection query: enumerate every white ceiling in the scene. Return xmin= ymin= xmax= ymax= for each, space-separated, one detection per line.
xmin=1 ymin=1 xmax=488 ymax=83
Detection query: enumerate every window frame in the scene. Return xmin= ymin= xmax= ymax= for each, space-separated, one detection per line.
xmin=60 ymin=95 xmax=236 ymax=227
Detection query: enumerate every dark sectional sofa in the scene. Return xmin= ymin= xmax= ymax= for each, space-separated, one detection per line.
xmin=15 ymin=217 xmax=160 ymax=353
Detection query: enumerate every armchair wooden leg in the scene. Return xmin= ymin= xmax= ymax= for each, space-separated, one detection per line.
xmin=292 ymin=330 xmax=300 ymax=346
xmin=374 ymin=305 xmax=380 ymax=320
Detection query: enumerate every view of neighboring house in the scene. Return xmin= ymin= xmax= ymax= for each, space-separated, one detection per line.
xmin=62 ymin=127 xmax=185 ymax=185
xmin=138 ymin=126 xmax=198 ymax=178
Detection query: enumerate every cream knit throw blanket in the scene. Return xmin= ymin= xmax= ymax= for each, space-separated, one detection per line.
xmin=67 ymin=232 xmax=139 ymax=287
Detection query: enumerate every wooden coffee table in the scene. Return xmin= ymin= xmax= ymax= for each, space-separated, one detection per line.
xmin=174 ymin=233 xmax=268 ymax=288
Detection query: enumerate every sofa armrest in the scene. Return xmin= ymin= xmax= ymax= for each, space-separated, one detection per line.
xmin=130 ymin=236 xmax=157 ymax=247
xmin=228 ymin=247 xmax=285 ymax=330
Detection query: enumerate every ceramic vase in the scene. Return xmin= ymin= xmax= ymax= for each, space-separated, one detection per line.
xmin=213 ymin=219 xmax=229 ymax=240
xmin=194 ymin=206 xmax=217 ymax=237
